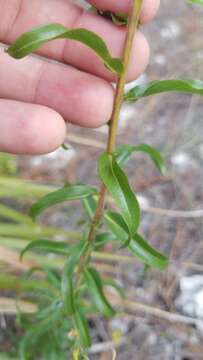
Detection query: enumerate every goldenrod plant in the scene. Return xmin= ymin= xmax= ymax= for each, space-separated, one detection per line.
xmin=2 ymin=0 xmax=203 ymax=358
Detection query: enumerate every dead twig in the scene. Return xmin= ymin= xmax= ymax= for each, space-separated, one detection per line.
xmin=0 ymin=246 xmax=35 ymax=271
xmin=0 ymin=297 xmax=37 ymax=314
xmin=110 ymin=293 xmax=201 ymax=327
xmin=142 ymin=206 xmax=203 ymax=218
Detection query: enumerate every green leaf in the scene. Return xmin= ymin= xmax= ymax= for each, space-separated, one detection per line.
xmin=111 ymin=12 xmax=128 ymax=25
xmin=124 ymin=79 xmax=203 ymax=102
xmin=105 ymin=211 xmax=168 ymax=270
xmin=0 ymin=203 xmax=33 ymax=225
xmin=120 ymin=235 xmax=131 ymax=249
xmin=19 ymin=310 xmax=61 ymax=360
xmin=94 ymin=232 xmax=116 ymax=249
xmin=61 ymin=258 xmax=76 ymax=315
xmin=84 ymin=267 xmax=116 ymax=318
xmin=115 ymin=144 xmax=166 ymax=174
xmin=61 ymin=241 xmax=87 ymax=315
xmin=19 ymin=329 xmax=41 ymax=360
xmin=6 ymin=23 xmax=123 ymax=75
xmin=82 ymin=196 xmax=97 ymax=220
xmin=96 ymin=9 xmax=128 ymax=26
xmin=35 ymin=300 xmax=62 ymax=321
xmin=103 ymin=278 xmax=125 ymax=299
xmin=20 ymin=240 xmax=69 ymax=260
xmin=61 ymin=143 xmax=70 ymax=151
xmin=29 ymin=184 xmax=97 ymax=220
xmin=43 ymin=269 xmax=61 ymax=290
xmin=98 ymin=153 xmax=140 ymax=236
xmin=73 ymin=308 xmax=91 ymax=348
xmin=105 ymin=211 xmax=129 ymax=242
xmin=105 ymin=211 xmax=130 ymax=248
xmin=129 ymin=233 xmax=168 ymax=270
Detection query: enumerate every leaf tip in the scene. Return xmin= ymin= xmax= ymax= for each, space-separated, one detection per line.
xmin=5 ymin=45 xmax=16 ymax=58
xmin=61 ymin=143 xmax=70 ymax=151
xmin=28 ymin=208 xmax=36 ymax=222
xmin=20 ymin=249 xmax=26 ymax=261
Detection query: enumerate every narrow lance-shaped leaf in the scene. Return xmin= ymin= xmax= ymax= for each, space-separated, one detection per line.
xmin=19 ymin=310 xmax=61 ymax=360
xmin=6 ymin=23 xmax=123 ymax=75
xmin=104 ymin=211 xmax=129 ymax=242
xmin=129 ymin=233 xmax=168 ymax=270
xmin=112 ymin=12 xmax=128 ymax=25
xmin=61 ymin=258 xmax=76 ymax=316
xmin=124 ymin=79 xmax=203 ymax=102
xmin=99 ymin=153 xmax=140 ymax=237
xmin=0 ymin=203 xmax=33 ymax=225
xmin=73 ymin=307 xmax=91 ymax=348
xmin=34 ymin=300 xmax=62 ymax=321
xmin=103 ymin=278 xmax=125 ymax=299
xmin=29 ymin=184 xmax=97 ymax=220
xmin=43 ymin=269 xmax=61 ymax=290
xmin=94 ymin=232 xmax=116 ymax=249
xmin=85 ymin=267 xmax=116 ymax=318
xmin=105 ymin=210 xmax=130 ymax=248
xmin=105 ymin=211 xmax=168 ymax=270
xmin=91 ymin=7 xmax=128 ymax=25
xmin=82 ymin=195 xmax=97 ymax=220
xmin=115 ymin=143 xmax=166 ymax=174
xmin=61 ymin=143 xmax=70 ymax=151
xmin=20 ymin=240 xmax=69 ymax=260
xmin=61 ymin=241 xmax=87 ymax=316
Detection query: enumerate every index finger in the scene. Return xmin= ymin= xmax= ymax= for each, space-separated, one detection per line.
xmin=87 ymin=0 xmax=160 ymax=24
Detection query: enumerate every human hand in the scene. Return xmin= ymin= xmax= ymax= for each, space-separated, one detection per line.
xmin=0 ymin=0 xmax=159 ymax=154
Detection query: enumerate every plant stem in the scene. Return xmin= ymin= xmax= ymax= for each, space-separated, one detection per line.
xmin=107 ymin=0 xmax=143 ymax=154
xmin=77 ymin=0 xmax=143 ymax=278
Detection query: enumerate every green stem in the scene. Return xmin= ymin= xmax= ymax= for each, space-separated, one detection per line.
xmin=0 ymin=176 xmax=57 ymax=198
xmin=0 ymin=273 xmax=57 ymax=294
xmin=76 ymin=0 xmax=143 ymax=278
xmin=0 ymin=236 xmax=135 ymax=267
xmin=107 ymin=0 xmax=143 ymax=154
xmin=0 ymin=223 xmax=79 ymax=240
xmin=0 ymin=204 xmax=33 ymax=225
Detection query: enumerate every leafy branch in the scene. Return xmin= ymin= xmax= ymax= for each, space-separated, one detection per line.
xmin=76 ymin=0 xmax=143 ymax=285
xmin=5 ymin=0 xmax=203 ymax=358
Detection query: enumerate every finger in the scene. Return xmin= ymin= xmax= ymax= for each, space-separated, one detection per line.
xmin=0 ymin=0 xmax=150 ymax=81
xmin=0 ymin=46 xmax=114 ymax=127
xmin=88 ymin=0 xmax=160 ymax=24
xmin=0 ymin=99 xmax=66 ymax=155
xmin=140 ymin=0 xmax=160 ymax=24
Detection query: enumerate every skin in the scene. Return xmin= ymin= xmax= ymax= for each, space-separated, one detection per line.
xmin=0 ymin=0 xmax=160 ymax=154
